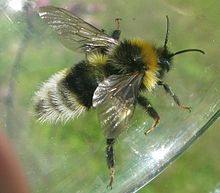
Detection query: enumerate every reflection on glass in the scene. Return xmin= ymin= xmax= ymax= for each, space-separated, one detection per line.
xmin=8 ymin=0 xmax=23 ymax=11
xmin=150 ymin=145 xmax=170 ymax=161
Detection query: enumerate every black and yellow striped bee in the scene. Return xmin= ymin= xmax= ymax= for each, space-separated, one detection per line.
xmin=34 ymin=6 xmax=205 ymax=188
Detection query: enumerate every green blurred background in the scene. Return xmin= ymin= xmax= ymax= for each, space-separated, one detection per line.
xmin=0 ymin=0 xmax=219 ymax=192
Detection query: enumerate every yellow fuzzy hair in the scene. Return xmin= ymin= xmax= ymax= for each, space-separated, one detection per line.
xmin=130 ymin=39 xmax=159 ymax=91
xmin=88 ymin=52 xmax=108 ymax=66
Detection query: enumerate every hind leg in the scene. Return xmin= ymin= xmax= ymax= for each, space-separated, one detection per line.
xmin=106 ymin=138 xmax=116 ymax=189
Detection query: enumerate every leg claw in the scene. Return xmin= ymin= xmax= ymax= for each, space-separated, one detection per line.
xmin=144 ymin=117 xmax=160 ymax=135
xmin=107 ymin=167 xmax=115 ymax=189
xmin=144 ymin=127 xmax=154 ymax=135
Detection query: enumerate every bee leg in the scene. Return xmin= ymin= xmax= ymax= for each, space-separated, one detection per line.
xmin=115 ymin=18 xmax=122 ymax=30
xmin=106 ymin=138 xmax=116 ymax=189
xmin=111 ymin=18 xmax=122 ymax=40
xmin=158 ymin=81 xmax=191 ymax=112
xmin=137 ymin=96 xmax=160 ymax=135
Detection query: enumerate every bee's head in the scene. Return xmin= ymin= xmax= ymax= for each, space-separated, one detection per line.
xmin=157 ymin=16 xmax=205 ymax=78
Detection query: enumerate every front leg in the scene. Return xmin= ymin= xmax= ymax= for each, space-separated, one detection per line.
xmin=137 ymin=95 xmax=160 ymax=135
xmin=158 ymin=81 xmax=191 ymax=112
xmin=106 ymin=138 xmax=116 ymax=189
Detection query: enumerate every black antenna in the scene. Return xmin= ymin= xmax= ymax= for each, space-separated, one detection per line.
xmin=162 ymin=16 xmax=205 ymax=57
xmin=169 ymin=48 xmax=205 ymax=58
xmin=164 ymin=15 xmax=170 ymax=49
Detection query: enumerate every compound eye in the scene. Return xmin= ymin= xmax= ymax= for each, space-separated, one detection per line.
xmin=164 ymin=60 xmax=170 ymax=71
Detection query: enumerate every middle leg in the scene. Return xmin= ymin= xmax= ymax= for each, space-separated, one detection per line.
xmin=111 ymin=18 xmax=122 ymax=40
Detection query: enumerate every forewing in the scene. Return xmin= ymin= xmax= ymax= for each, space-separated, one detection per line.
xmin=39 ymin=6 xmax=118 ymax=52
xmin=93 ymin=73 xmax=144 ymax=138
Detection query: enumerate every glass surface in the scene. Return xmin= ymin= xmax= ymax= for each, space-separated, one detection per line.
xmin=0 ymin=0 xmax=219 ymax=193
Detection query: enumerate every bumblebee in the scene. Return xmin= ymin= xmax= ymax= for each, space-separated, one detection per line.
xmin=35 ymin=6 xmax=205 ymax=189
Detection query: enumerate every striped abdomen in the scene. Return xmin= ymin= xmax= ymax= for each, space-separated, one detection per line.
xmin=34 ymin=61 xmax=99 ymax=123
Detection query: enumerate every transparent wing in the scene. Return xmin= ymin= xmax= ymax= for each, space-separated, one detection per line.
xmin=93 ymin=73 xmax=144 ymax=138
xmin=39 ymin=6 xmax=118 ymax=52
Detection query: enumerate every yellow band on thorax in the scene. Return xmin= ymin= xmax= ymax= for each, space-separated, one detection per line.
xmin=130 ymin=39 xmax=159 ymax=91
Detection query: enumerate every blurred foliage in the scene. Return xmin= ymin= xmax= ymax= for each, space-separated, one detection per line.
xmin=0 ymin=0 xmax=219 ymax=193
